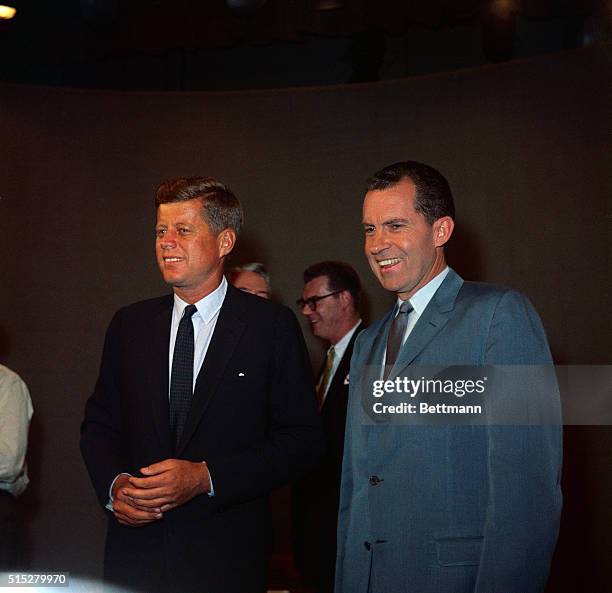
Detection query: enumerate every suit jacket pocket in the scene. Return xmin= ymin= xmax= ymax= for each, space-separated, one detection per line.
xmin=433 ymin=535 xmax=482 ymax=567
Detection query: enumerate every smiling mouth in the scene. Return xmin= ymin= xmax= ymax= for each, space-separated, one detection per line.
xmin=163 ymin=257 xmax=183 ymax=263
xmin=377 ymin=258 xmax=401 ymax=269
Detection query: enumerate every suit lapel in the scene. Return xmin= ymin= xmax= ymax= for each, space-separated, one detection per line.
xmin=391 ymin=268 xmax=463 ymax=377
xmin=149 ymin=296 xmax=174 ymax=457
xmin=355 ymin=315 xmax=391 ymax=423
xmin=368 ymin=312 xmax=393 ymax=367
xmin=176 ymin=285 xmax=246 ymax=456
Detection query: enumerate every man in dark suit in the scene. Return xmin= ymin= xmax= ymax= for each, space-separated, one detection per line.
xmin=293 ymin=261 xmax=363 ymax=593
xmin=335 ymin=162 xmax=562 ymax=593
xmin=81 ymin=176 xmax=323 ymax=593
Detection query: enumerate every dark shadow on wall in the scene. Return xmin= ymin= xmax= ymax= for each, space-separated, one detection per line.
xmin=358 ymin=288 xmax=374 ymax=329
xmin=229 ymin=231 xmax=270 ymax=271
xmin=0 ymin=326 xmax=11 ymax=359
xmin=547 ymin=427 xmax=612 ymax=593
xmin=445 ymin=221 xmax=486 ymax=282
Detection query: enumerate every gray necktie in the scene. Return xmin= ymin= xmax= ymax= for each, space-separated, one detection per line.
xmin=384 ymin=300 xmax=413 ymax=380
xmin=169 ymin=304 xmax=197 ymax=451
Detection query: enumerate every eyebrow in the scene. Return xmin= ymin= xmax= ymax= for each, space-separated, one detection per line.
xmin=362 ymin=217 xmax=409 ymax=226
xmin=156 ymin=221 xmax=192 ymax=227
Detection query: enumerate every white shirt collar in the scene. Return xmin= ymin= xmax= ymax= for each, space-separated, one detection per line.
xmin=319 ymin=320 xmax=362 ymax=401
xmin=173 ymin=275 xmax=228 ymax=324
xmin=332 ymin=319 xmax=362 ymax=351
xmin=327 ymin=319 xmax=361 ymax=364
xmin=397 ymin=266 xmax=449 ymax=315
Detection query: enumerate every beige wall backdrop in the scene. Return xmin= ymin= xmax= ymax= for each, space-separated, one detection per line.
xmin=0 ymin=45 xmax=610 ymax=590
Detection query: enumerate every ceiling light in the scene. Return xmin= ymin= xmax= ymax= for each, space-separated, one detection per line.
xmin=0 ymin=5 xmax=16 ymax=20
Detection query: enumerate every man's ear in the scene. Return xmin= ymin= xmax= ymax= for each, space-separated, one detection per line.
xmin=218 ymin=229 xmax=236 ymax=258
xmin=432 ymin=216 xmax=454 ymax=248
xmin=338 ymin=289 xmax=352 ymax=310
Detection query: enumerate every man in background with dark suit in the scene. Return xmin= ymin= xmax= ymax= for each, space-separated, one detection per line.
xmin=81 ymin=176 xmax=323 ymax=593
xmin=335 ymin=161 xmax=562 ymax=593
xmin=293 ymin=261 xmax=363 ymax=593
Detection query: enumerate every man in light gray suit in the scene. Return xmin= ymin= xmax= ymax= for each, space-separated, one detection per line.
xmin=335 ymin=161 xmax=562 ymax=593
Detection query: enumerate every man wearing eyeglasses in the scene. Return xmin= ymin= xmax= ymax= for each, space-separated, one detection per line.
xmin=293 ymin=261 xmax=364 ymax=593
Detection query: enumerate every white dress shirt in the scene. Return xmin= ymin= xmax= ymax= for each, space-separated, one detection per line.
xmin=0 ymin=364 xmax=33 ymax=497
xmin=383 ymin=267 xmax=450 ymax=366
xmin=320 ymin=320 xmax=362 ymax=404
xmin=169 ymin=276 xmax=227 ymax=394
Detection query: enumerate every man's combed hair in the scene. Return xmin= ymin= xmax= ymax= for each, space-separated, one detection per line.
xmin=155 ymin=176 xmax=243 ymax=236
xmin=303 ymin=261 xmax=361 ymax=309
xmin=228 ymin=262 xmax=271 ymax=290
xmin=366 ymin=161 xmax=455 ymax=224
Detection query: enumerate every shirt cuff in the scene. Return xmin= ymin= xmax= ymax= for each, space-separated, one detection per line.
xmin=204 ymin=462 xmax=214 ymax=497
xmin=106 ymin=472 xmax=132 ymax=511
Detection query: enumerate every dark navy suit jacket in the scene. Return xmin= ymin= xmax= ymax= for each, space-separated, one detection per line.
xmin=81 ymin=284 xmax=323 ymax=593
xmin=293 ymin=323 xmax=363 ymax=592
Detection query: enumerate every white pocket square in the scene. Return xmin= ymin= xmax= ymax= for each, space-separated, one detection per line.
xmin=238 ymin=372 xmax=245 ymax=377
xmin=343 ymin=373 xmax=350 ymax=385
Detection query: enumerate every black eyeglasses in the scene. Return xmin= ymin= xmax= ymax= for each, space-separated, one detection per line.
xmin=296 ymin=290 xmax=342 ymax=311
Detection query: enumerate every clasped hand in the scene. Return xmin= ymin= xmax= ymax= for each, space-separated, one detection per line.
xmin=111 ymin=459 xmax=211 ymax=527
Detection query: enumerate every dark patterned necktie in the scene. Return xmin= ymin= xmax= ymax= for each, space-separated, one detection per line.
xmin=169 ymin=304 xmax=197 ymax=450
xmin=384 ymin=300 xmax=413 ymax=380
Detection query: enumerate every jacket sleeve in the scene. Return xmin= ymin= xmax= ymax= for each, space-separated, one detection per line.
xmin=80 ymin=311 xmax=127 ymax=507
xmin=334 ymin=329 xmax=365 ymax=593
xmin=475 ymin=290 xmax=562 ymax=593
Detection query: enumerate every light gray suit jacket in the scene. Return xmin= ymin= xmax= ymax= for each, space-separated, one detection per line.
xmin=335 ymin=268 xmax=562 ymax=593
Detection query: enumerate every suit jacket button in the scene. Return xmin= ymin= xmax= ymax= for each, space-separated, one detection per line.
xmin=369 ymin=475 xmax=383 ymax=485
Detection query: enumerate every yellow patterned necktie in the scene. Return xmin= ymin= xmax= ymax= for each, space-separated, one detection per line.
xmin=316 ymin=346 xmax=336 ymax=406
